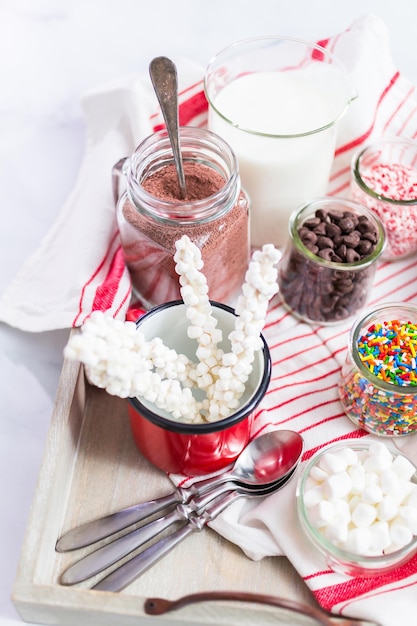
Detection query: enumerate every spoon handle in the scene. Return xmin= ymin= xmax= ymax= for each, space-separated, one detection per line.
xmin=59 ymin=485 xmax=238 ymax=584
xmin=149 ymin=56 xmax=186 ymax=198
xmin=60 ymin=506 xmax=183 ymax=585
xmin=92 ymin=491 xmax=241 ymax=592
xmin=55 ymin=491 xmax=181 ymax=552
xmin=55 ymin=476 xmax=230 ymax=552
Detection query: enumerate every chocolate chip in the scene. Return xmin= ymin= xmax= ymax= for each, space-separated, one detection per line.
xmin=338 ymin=216 xmax=356 ymax=233
xmin=362 ymin=230 xmax=378 ymax=244
xmin=312 ymin=222 xmax=327 ymax=236
xmin=316 ymin=236 xmax=334 ymax=250
xmin=299 ymin=228 xmax=318 ymax=244
xmin=335 ymin=243 xmax=347 ymax=259
xmin=343 ymin=231 xmax=361 ymax=248
xmin=318 ymin=248 xmax=335 ymax=261
xmin=316 ymin=209 xmax=330 ymax=222
xmin=325 ymin=223 xmax=342 ymax=238
xmin=346 ymin=248 xmax=361 ymax=263
xmin=304 ymin=217 xmax=321 ymax=228
xmin=356 ymin=239 xmax=373 ymax=255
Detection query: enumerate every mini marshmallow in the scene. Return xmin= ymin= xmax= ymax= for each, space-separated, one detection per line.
xmin=398 ymin=505 xmax=417 ymax=534
xmin=338 ymin=446 xmax=359 ymax=466
xmin=380 ymin=468 xmax=401 ymax=496
xmin=391 ymin=454 xmax=417 ymax=481
xmin=406 ymin=483 xmax=417 ymax=507
xmin=222 ymin=352 xmax=238 ymax=367
xmin=377 ymin=495 xmax=399 ymax=522
xmin=308 ymin=500 xmax=335 ymax=528
xmin=309 ymin=465 xmax=329 ymax=483
xmin=369 ymin=521 xmax=391 ymax=553
xmin=318 ymin=452 xmax=348 ymax=474
xmin=364 ymin=471 xmax=379 ymax=487
xmin=324 ymin=517 xmax=349 ymax=544
xmin=324 ymin=471 xmax=352 ymax=500
xmin=351 ymin=502 xmax=377 ymax=528
xmin=362 ymin=484 xmax=384 ymax=504
xmin=389 ymin=520 xmax=413 ymax=548
xmin=363 ymin=452 xmax=392 ymax=473
xmin=345 ymin=527 xmax=372 ymax=554
xmin=61 ymin=237 xmax=301 ymax=423
xmin=303 ymin=485 xmax=325 ymax=508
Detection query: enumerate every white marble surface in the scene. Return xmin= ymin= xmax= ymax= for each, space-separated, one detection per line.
xmin=1 ymin=1 xmax=416 ymax=624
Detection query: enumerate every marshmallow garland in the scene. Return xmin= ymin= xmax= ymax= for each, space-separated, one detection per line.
xmin=64 ymin=235 xmax=280 ymax=423
xmin=301 ymin=442 xmax=417 ymax=557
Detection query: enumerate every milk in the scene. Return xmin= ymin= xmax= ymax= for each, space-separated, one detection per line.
xmin=208 ymin=70 xmax=341 ymax=248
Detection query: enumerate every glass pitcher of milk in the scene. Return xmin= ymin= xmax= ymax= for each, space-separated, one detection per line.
xmin=204 ymin=36 xmax=357 ymax=248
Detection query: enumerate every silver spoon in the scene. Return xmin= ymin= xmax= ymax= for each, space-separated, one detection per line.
xmin=92 ymin=478 xmax=293 ymax=592
xmin=56 ymin=429 xmax=303 ymax=552
xmin=149 ymin=56 xmax=187 ymax=199
xmin=60 ymin=470 xmax=295 ymax=585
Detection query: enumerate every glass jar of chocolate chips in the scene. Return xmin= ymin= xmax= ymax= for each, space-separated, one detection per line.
xmin=277 ymin=198 xmax=386 ymax=324
xmin=114 ymin=127 xmax=250 ymax=309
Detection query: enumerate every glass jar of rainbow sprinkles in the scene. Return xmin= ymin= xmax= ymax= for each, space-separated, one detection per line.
xmin=339 ymin=303 xmax=417 ymax=436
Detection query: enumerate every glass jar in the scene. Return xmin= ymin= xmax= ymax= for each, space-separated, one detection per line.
xmin=115 ymin=127 xmax=250 ymax=308
xmin=339 ymin=303 xmax=417 ymax=436
xmin=350 ymin=137 xmax=417 ymax=261
xmin=297 ymin=441 xmax=417 ymax=576
xmin=277 ymin=198 xmax=386 ymax=325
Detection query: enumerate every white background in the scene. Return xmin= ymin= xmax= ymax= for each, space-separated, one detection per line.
xmin=0 ymin=1 xmax=416 ymax=624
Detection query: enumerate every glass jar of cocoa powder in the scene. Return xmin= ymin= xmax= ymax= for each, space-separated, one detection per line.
xmin=115 ymin=127 xmax=250 ymax=308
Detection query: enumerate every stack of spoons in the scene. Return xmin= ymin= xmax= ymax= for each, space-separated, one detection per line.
xmin=56 ymin=429 xmax=304 ymax=592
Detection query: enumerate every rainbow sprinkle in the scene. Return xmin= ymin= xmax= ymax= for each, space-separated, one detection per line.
xmin=339 ymin=318 xmax=417 ymax=436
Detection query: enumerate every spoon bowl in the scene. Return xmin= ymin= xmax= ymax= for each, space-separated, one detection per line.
xmin=191 ymin=429 xmax=304 ymax=493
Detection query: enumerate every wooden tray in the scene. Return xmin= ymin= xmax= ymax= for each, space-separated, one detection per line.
xmin=12 ymin=349 xmax=318 ymax=626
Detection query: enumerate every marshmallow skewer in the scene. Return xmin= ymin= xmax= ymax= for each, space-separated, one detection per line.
xmin=64 ymin=313 xmax=203 ymax=422
xmin=64 ymin=235 xmax=280 ymax=423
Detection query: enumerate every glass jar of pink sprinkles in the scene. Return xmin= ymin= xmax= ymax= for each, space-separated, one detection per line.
xmin=339 ymin=302 xmax=417 ymax=437
xmin=350 ymin=137 xmax=417 ymax=261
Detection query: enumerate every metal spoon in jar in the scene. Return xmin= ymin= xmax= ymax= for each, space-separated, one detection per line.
xmin=149 ymin=56 xmax=187 ymax=199
xmin=55 ymin=430 xmax=304 ymax=552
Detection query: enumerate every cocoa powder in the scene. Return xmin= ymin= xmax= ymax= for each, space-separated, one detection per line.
xmin=142 ymin=162 xmax=224 ymax=201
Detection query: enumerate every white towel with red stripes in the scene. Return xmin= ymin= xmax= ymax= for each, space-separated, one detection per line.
xmin=2 ymin=13 xmax=417 ymax=626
